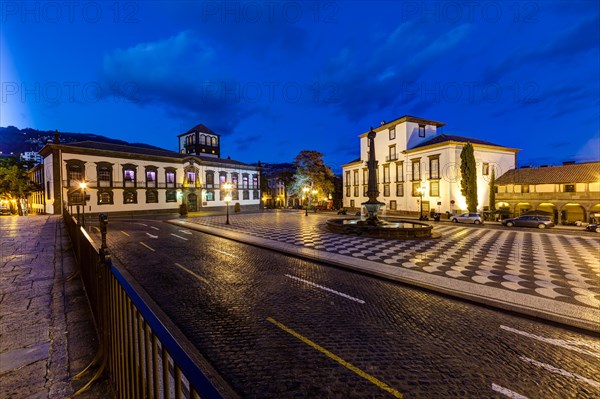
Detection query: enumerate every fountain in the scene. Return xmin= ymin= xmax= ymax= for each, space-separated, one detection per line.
xmin=327 ymin=127 xmax=437 ymax=239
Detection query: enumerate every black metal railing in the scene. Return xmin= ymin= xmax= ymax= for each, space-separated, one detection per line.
xmin=63 ymin=209 xmax=232 ymax=398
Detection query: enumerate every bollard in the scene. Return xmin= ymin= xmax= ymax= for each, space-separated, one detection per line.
xmin=99 ymin=213 xmax=110 ymax=263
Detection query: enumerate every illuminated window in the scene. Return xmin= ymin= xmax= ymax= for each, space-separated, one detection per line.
xmin=123 ymin=190 xmax=137 ymax=204
xmin=165 ymin=169 xmax=176 ymax=187
xmin=97 ymin=190 xmax=113 ymax=205
xmin=430 ymin=181 xmax=439 ymax=196
xmin=206 ymin=190 xmax=214 ymax=201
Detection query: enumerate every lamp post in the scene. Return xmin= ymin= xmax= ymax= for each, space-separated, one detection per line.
xmin=223 ymin=182 xmax=232 ymax=224
xmin=302 ymin=186 xmax=310 ymax=216
xmin=79 ymin=181 xmax=87 ymax=227
xmin=416 ymin=186 xmax=424 ymax=220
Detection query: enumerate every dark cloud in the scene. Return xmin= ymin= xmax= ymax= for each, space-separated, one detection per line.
xmin=320 ymin=23 xmax=471 ymax=121
xmin=100 ymin=32 xmax=259 ymax=135
xmin=482 ymin=15 xmax=599 ymax=83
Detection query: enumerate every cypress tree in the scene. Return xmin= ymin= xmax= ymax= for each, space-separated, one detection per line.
xmin=489 ymin=168 xmax=496 ymax=213
xmin=460 ymin=142 xmax=478 ymax=212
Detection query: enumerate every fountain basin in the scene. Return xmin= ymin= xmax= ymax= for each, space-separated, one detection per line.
xmin=326 ymin=218 xmax=437 ymax=239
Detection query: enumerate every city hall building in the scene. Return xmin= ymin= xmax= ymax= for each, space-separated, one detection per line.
xmin=342 ymin=115 xmax=519 ymax=217
xmin=35 ymin=124 xmax=261 ymax=215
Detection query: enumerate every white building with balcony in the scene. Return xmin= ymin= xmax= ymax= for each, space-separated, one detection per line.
xmin=342 ymin=115 xmax=519 ymax=217
xmin=37 ymin=125 xmax=260 ymax=215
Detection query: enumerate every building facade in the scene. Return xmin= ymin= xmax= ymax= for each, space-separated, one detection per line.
xmin=36 ymin=125 xmax=260 ymax=215
xmin=342 ymin=115 xmax=518 ymax=217
xmin=495 ymin=161 xmax=600 ymax=224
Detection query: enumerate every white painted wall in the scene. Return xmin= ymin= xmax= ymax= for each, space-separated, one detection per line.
xmin=343 ymin=122 xmax=516 ymax=214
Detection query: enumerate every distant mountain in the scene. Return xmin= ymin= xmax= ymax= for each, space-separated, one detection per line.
xmin=0 ymin=126 xmax=168 ymax=154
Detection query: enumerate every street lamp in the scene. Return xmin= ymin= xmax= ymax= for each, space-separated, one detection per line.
xmin=223 ymin=182 xmax=233 ymax=224
xmin=302 ymin=186 xmax=310 ymax=216
xmin=79 ymin=181 xmax=87 ymax=226
xmin=416 ymin=186 xmax=425 ymax=220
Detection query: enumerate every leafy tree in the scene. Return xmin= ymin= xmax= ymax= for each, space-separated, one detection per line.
xmin=0 ymin=156 xmax=38 ymax=201
xmin=489 ymin=168 xmax=496 ymax=212
xmin=291 ymin=150 xmax=335 ymax=200
xmin=460 ymin=143 xmax=478 ymax=212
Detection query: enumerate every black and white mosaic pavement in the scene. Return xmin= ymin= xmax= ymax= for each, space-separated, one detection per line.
xmin=188 ymin=213 xmax=600 ymax=309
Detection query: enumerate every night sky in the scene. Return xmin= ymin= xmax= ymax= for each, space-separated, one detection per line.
xmin=2 ymin=1 xmax=598 ymax=172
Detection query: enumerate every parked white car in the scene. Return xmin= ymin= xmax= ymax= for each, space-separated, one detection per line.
xmin=451 ymin=213 xmax=484 ymax=224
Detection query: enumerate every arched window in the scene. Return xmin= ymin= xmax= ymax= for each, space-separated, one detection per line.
xmin=205 ymin=171 xmax=215 ymax=188
xmin=146 ymin=190 xmax=158 ymax=203
xmin=166 ymin=190 xmax=177 ymax=202
xmin=123 ymin=190 xmax=137 ymax=204
xmin=97 ymin=163 xmax=113 ymax=187
xmin=199 ymin=135 xmax=206 ymax=145
xmin=123 ymin=164 xmax=137 ymax=188
xmin=145 ymin=166 xmax=157 ymax=188
xmin=97 ymin=190 xmax=113 ymax=205
xmin=66 ymin=160 xmax=85 ymax=186
xmin=68 ymin=191 xmax=83 ymax=205
xmin=165 ymin=168 xmax=176 ymax=188
xmin=211 ymin=136 xmax=217 ymax=146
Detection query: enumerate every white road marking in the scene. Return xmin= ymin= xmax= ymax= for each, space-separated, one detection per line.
xmin=135 ymin=223 xmax=148 ymax=227
xmin=520 ymin=356 xmax=600 ymax=388
xmin=214 ymin=249 xmax=239 ymax=258
xmin=150 ymin=226 xmax=160 ymax=230
xmin=140 ymin=242 xmax=155 ymax=252
xmin=146 ymin=233 xmax=158 ymax=239
xmin=491 ymin=383 xmax=529 ymax=399
xmin=284 ymin=274 xmax=365 ymax=304
xmin=171 ymin=233 xmax=188 ymax=241
xmin=178 ymin=229 xmax=193 ymax=235
xmin=174 ymin=263 xmax=208 ymax=284
xmin=500 ymin=325 xmax=600 ymax=359
xmin=120 ymin=231 xmax=130 ymax=237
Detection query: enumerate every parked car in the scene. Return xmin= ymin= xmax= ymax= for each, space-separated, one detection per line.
xmin=502 ymin=215 xmax=555 ymax=229
xmin=451 ymin=213 xmax=484 ymax=224
xmin=0 ymin=201 xmax=10 ymax=215
xmin=585 ymin=223 xmax=600 ymax=233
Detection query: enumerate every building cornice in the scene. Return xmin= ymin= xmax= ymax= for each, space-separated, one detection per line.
xmin=403 ymin=141 xmax=520 ymax=154
xmin=358 ymin=115 xmax=446 ymax=138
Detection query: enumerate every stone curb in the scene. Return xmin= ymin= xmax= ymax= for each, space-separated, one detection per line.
xmin=167 ymin=219 xmax=600 ymax=334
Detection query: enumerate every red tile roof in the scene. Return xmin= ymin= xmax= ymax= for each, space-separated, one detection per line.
xmin=496 ymin=162 xmax=600 ymax=184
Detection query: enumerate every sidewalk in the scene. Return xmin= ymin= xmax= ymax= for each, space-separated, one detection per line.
xmin=170 ymin=211 xmax=600 ymax=333
xmin=0 ymin=215 xmax=111 ymax=398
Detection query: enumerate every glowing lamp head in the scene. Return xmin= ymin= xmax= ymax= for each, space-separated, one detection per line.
xmin=224 ymin=195 xmax=232 ymax=203
xmin=79 ymin=182 xmax=87 ymax=189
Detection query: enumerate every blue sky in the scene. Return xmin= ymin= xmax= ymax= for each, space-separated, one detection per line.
xmin=1 ymin=1 xmax=598 ymax=172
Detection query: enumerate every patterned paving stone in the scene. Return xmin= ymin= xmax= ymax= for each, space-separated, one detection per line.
xmin=187 ymin=213 xmax=600 ymax=309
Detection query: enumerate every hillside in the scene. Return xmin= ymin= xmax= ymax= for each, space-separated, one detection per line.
xmin=0 ymin=126 xmax=168 ymax=154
